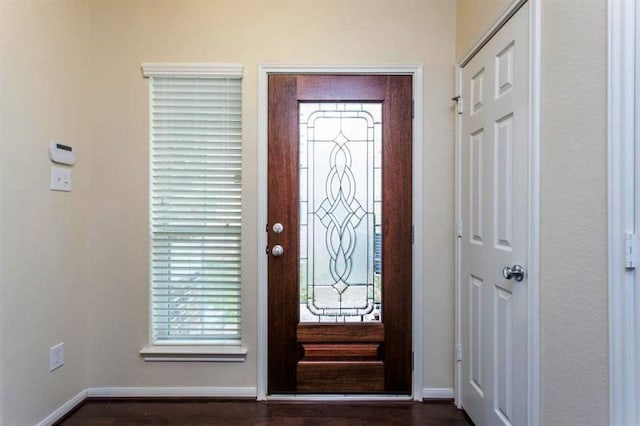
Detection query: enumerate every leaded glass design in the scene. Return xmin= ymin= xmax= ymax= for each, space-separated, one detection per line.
xmin=299 ymin=103 xmax=382 ymax=323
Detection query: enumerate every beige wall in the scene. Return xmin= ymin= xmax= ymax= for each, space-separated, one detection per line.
xmin=539 ymin=0 xmax=608 ymax=424
xmin=86 ymin=0 xmax=457 ymax=390
xmin=456 ymin=0 xmax=610 ymax=423
xmin=456 ymin=0 xmax=509 ymax=60
xmin=0 ymin=1 xmax=91 ymax=425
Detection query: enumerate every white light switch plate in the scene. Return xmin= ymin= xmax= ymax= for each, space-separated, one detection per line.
xmin=51 ymin=167 xmax=71 ymax=192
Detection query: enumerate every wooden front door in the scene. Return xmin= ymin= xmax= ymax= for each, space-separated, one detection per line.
xmin=267 ymin=74 xmax=412 ymax=394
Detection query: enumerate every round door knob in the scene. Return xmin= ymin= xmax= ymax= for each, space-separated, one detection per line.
xmin=272 ymin=245 xmax=284 ymax=257
xmin=502 ymin=264 xmax=525 ymax=281
xmin=272 ymin=223 xmax=284 ymax=234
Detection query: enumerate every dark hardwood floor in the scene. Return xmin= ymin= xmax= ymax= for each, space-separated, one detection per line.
xmin=58 ymin=399 xmax=473 ymax=425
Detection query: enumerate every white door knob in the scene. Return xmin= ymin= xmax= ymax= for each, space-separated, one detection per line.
xmin=502 ymin=264 xmax=525 ymax=281
xmin=272 ymin=245 xmax=284 ymax=257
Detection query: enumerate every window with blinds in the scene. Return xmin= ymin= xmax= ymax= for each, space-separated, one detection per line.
xmin=145 ymin=64 xmax=242 ymax=345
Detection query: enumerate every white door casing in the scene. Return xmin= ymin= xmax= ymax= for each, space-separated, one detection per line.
xmin=608 ymin=0 xmax=640 ymax=424
xmin=256 ymin=65 xmax=424 ymax=401
xmin=459 ymin=3 xmax=529 ymax=426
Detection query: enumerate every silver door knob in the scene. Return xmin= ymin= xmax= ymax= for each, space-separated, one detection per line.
xmin=272 ymin=245 xmax=284 ymax=257
xmin=502 ymin=264 xmax=525 ymax=281
xmin=272 ymin=223 xmax=284 ymax=234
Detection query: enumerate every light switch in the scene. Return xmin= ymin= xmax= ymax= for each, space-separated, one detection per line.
xmin=50 ymin=167 xmax=71 ymax=192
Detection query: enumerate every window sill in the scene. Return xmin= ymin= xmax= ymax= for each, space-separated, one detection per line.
xmin=140 ymin=345 xmax=248 ymax=362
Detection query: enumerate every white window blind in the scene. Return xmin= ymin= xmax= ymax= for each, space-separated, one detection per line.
xmin=146 ymin=64 xmax=242 ymax=345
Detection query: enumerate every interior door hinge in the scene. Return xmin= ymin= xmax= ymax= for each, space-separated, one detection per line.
xmin=456 ymin=220 xmax=463 ymax=238
xmin=412 ymin=225 xmax=415 ymax=244
xmin=625 ymin=232 xmax=639 ymax=269
xmin=456 ymin=344 xmax=462 ymax=362
xmin=412 ymin=100 xmax=415 ymax=119
xmin=412 ymin=351 xmax=415 ymax=371
xmin=452 ymin=95 xmax=463 ymax=115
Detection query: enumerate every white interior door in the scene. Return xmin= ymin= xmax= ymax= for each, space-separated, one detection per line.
xmin=460 ymin=3 xmax=529 ymax=425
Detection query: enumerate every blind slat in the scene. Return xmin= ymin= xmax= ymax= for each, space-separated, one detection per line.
xmin=153 ymin=286 xmax=240 ymax=291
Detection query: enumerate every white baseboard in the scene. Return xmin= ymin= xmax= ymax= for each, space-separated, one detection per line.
xmin=422 ymin=388 xmax=454 ymax=399
xmin=87 ymin=386 xmax=258 ymax=398
xmin=37 ymin=389 xmax=88 ymax=426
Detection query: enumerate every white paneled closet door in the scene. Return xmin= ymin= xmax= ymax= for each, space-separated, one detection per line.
xmin=460 ymin=3 xmax=530 ymax=425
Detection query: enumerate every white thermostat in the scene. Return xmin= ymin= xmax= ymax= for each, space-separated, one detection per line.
xmin=49 ymin=141 xmax=75 ymax=166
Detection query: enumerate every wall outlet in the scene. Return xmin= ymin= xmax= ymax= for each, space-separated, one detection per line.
xmin=50 ymin=342 xmax=64 ymax=372
xmin=50 ymin=167 xmax=71 ymax=192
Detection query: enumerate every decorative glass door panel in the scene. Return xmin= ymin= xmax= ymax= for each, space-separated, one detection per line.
xmin=299 ymin=103 xmax=382 ymax=323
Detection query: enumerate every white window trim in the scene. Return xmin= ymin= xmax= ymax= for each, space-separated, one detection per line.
xmin=140 ymin=345 xmax=247 ymax=362
xmin=140 ymin=62 xmax=247 ymax=362
xmin=608 ymin=0 xmax=639 ymax=424
xmin=256 ymin=64 xmax=424 ymax=401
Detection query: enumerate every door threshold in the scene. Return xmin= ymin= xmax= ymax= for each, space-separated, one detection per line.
xmin=266 ymin=394 xmax=414 ymax=402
